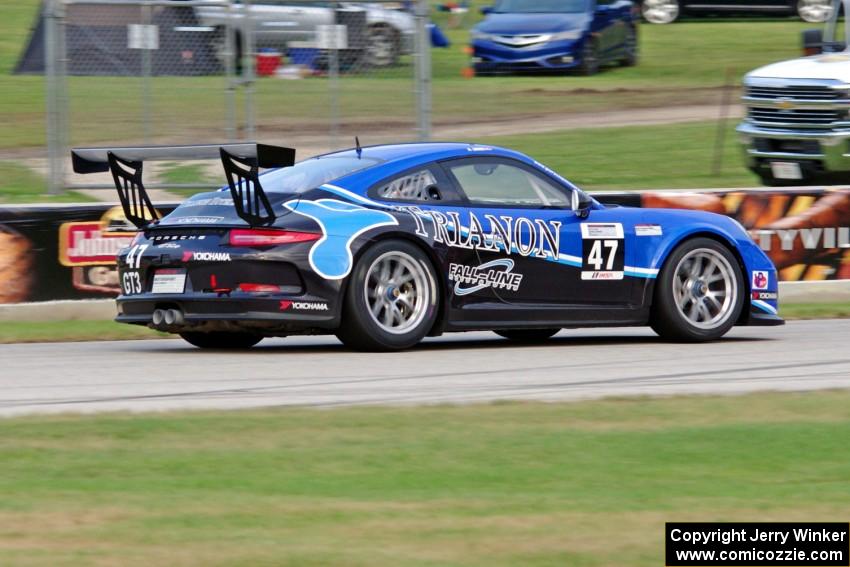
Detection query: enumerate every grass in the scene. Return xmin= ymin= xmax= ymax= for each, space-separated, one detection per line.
xmin=0 ymin=162 xmax=93 ymax=203
xmin=0 ymin=320 xmax=166 ymax=344
xmin=778 ymin=302 xmax=850 ymax=319
xmin=479 ymin=120 xmax=759 ymax=189
xmin=1 ymin=390 xmax=849 ymax=566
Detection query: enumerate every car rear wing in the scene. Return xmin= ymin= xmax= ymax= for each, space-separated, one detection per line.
xmin=71 ymin=143 xmax=296 ymax=229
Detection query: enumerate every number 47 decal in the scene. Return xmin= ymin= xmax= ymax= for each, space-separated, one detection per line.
xmin=580 ymin=223 xmax=625 ymax=281
xmin=587 ymin=240 xmax=618 ymax=271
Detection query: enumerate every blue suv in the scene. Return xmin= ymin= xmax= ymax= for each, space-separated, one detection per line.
xmin=471 ymin=0 xmax=638 ymax=75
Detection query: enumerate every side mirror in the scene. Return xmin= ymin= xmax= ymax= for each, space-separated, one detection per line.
xmin=802 ymin=28 xmax=823 ymax=56
xmin=571 ymin=190 xmax=592 ymax=218
xmin=480 ymin=6 xmax=493 ymax=15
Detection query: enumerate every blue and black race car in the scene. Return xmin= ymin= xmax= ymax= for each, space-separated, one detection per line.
xmin=72 ymin=141 xmax=782 ymax=351
xmin=471 ymin=0 xmax=638 ymax=75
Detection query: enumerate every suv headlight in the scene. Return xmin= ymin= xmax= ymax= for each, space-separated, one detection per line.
xmin=471 ymin=31 xmax=493 ymax=41
xmin=550 ymin=30 xmax=581 ymax=41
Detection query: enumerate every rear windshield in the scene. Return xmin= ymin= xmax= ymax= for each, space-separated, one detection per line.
xmin=252 ymin=155 xmax=382 ymax=194
xmin=494 ymin=0 xmax=587 ymax=13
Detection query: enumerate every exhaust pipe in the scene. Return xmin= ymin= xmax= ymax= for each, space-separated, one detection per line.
xmin=152 ymin=308 xmax=184 ymax=328
xmin=152 ymin=309 xmax=165 ymax=326
xmin=163 ymin=309 xmax=184 ymax=326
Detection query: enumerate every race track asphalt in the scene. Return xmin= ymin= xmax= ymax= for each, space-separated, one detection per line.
xmin=1 ymin=319 xmax=848 ymax=417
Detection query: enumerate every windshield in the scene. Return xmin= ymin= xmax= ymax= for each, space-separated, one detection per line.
xmin=493 ymin=0 xmax=587 ymax=13
xmin=254 ymin=155 xmax=382 ymax=194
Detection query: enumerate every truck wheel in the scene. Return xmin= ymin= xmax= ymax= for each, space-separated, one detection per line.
xmin=336 ymin=240 xmax=439 ymax=351
xmin=620 ymin=26 xmax=638 ymax=66
xmin=641 ymin=0 xmax=680 ymax=23
xmin=180 ymin=332 xmax=262 ymax=349
xmin=797 ymin=0 xmax=833 ymax=23
xmin=578 ymin=39 xmax=599 ymax=76
xmin=650 ymin=238 xmax=744 ymax=342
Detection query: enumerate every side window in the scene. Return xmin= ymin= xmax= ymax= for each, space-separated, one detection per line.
xmin=375 ymin=169 xmax=438 ymax=202
xmin=445 ymin=160 xmax=570 ymax=208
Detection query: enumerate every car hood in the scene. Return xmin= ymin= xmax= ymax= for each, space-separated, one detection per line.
xmin=475 ymin=13 xmax=589 ymax=35
xmin=747 ymin=52 xmax=850 ymax=83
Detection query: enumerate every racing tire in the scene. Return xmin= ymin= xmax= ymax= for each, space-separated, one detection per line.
xmin=179 ymin=331 xmax=262 ymax=349
xmin=797 ymin=0 xmax=833 ymax=23
xmin=641 ymin=0 xmax=680 ymax=23
xmin=494 ymin=329 xmax=560 ymax=342
xmin=366 ymin=24 xmax=400 ymax=68
xmin=336 ymin=240 xmax=440 ymax=351
xmin=578 ymin=39 xmax=600 ymax=76
xmin=620 ymin=26 xmax=638 ymax=67
xmin=650 ymin=238 xmax=745 ymax=342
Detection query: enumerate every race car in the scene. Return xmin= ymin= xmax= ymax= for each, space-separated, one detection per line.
xmin=71 ymin=141 xmax=783 ymax=351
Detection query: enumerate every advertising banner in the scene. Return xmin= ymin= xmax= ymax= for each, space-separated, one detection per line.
xmin=0 ymin=203 xmax=174 ymax=304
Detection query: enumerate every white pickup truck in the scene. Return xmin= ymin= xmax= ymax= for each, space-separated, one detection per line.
xmin=737 ymin=0 xmax=850 ymax=185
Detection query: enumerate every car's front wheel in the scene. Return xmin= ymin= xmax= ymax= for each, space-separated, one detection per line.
xmin=650 ymin=238 xmax=744 ymax=342
xmin=641 ymin=0 xmax=680 ymax=23
xmin=180 ymin=331 xmax=262 ymax=349
xmin=336 ymin=240 xmax=439 ymax=351
xmin=578 ymin=38 xmax=599 ymax=76
xmin=495 ymin=329 xmax=560 ymax=342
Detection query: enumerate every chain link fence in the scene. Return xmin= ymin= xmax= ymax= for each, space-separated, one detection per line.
xmin=40 ymin=0 xmax=431 ymax=193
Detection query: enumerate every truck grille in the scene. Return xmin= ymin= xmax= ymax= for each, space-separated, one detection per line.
xmin=746 ymin=85 xmax=840 ymax=100
xmin=748 ymin=107 xmax=841 ymax=125
xmin=753 ymin=138 xmax=821 ymax=155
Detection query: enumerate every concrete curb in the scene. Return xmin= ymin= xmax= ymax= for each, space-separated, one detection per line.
xmin=1 ymin=281 xmax=849 ymax=322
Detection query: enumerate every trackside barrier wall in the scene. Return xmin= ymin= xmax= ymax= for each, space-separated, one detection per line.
xmin=1 ymin=187 xmax=849 ymax=304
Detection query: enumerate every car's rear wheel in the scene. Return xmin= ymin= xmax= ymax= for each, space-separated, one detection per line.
xmin=641 ymin=0 xmax=680 ymax=23
xmin=797 ymin=0 xmax=833 ymax=23
xmin=650 ymin=238 xmax=744 ymax=342
xmin=494 ymin=329 xmax=560 ymax=342
xmin=578 ymin=38 xmax=599 ymax=76
xmin=180 ymin=331 xmax=262 ymax=349
xmin=336 ymin=240 xmax=439 ymax=351
xmin=366 ymin=24 xmax=399 ymax=68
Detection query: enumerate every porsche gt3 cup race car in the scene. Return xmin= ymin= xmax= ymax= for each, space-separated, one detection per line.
xmin=71 ymin=141 xmax=783 ymax=351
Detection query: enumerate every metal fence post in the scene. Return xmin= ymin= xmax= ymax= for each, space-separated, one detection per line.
xmin=414 ymin=0 xmax=431 ymax=141
xmin=225 ymin=0 xmax=236 ymax=141
xmin=45 ymin=0 xmax=68 ymax=195
xmin=329 ymin=6 xmax=340 ymax=150
xmin=243 ymin=0 xmax=256 ymax=140
xmin=141 ymin=2 xmax=153 ymax=144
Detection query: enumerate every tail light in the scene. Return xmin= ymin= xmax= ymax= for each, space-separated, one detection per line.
xmin=226 ymin=228 xmax=321 ymax=247
xmin=238 ymin=283 xmax=282 ymax=293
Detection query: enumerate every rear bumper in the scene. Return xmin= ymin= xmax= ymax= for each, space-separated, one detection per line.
xmin=116 ymin=293 xmax=339 ymax=333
